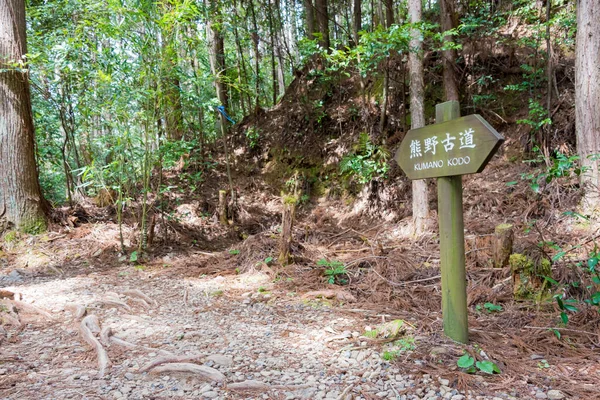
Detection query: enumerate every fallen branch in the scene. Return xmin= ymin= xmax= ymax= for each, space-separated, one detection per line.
xmin=150 ymin=363 xmax=225 ymax=382
xmin=80 ymin=315 xmax=110 ymax=377
xmin=139 ymin=354 xmax=204 ymax=373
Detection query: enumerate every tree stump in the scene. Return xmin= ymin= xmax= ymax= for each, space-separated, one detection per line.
xmin=218 ymin=190 xmax=228 ymax=225
xmin=509 ymin=253 xmax=551 ymax=301
xmin=492 ymin=223 xmax=513 ymax=268
xmin=278 ymin=195 xmax=297 ymax=265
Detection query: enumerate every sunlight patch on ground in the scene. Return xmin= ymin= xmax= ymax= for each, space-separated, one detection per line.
xmin=184 ymin=271 xmax=273 ymax=294
xmin=4 ymin=276 xmax=97 ymax=312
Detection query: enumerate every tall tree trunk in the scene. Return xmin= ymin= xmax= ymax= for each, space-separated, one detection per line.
xmin=353 ymin=0 xmax=361 ymax=45
xmin=160 ymin=2 xmax=184 ymax=141
xmin=0 ymin=0 xmax=48 ymax=232
xmin=268 ymin=0 xmax=279 ymax=104
xmin=304 ymin=0 xmax=316 ymax=39
xmin=379 ymin=0 xmax=393 ymax=135
xmin=232 ymin=0 xmax=251 ymax=114
xmin=384 ymin=0 xmax=394 ymax=28
xmin=408 ymin=0 xmax=428 ymax=234
xmin=440 ymin=0 xmax=459 ymax=102
xmin=575 ymin=0 xmax=600 ymax=211
xmin=249 ymin=0 xmax=261 ymax=110
xmin=208 ymin=1 xmax=236 ymax=217
xmin=315 ymin=0 xmax=330 ymax=50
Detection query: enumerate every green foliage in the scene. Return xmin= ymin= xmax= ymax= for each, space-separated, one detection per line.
xmin=229 ymin=249 xmax=240 ymax=255
xmin=476 ymin=302 xmax=503 ymax=313
xmin=509 ymin=151 xmax=584 ymax=194
xmin=340 ymin=133 xmax=390 ymax=185
xmin=245 ymin=127 xmax=260 ymax=149
xmin=318 ymin=258 xmax=348 ymax=285
xmin=457 ymin=353 xmax=501 ymax=375
xmin=516 ymin=99 xmax=552 ymax=133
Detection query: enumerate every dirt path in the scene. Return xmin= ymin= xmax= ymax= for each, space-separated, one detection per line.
xmin=0 ymin=266 xmax=550 ymax=400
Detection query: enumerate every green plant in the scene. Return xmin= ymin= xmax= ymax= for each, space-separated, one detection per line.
xmin=245 ymin=127 xmax=260 ymax=149
xmin=483 ymin=302 xmax=503 ymax=313
xmin=457 ymin=353 xmax=501 ymax=375
xmin=229 ymin=249 xmax=240 ymax=255
xmin=340 ymin=133 xmax=390 ymax=185
xmin=318 ymin=258 xmax=348 ymax=285
xmin=537 ymin=359 xmax=550 ymax=369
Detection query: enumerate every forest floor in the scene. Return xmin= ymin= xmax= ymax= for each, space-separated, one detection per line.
xmin=0 ymin=245 xmax=585 ymax=400
xmin=0 ymin=153 xmax=598 ymax=400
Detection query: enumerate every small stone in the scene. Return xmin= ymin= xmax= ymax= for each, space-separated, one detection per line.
xmin=203 ymin=391 xmax=219 ymax=399
xmin=0 ymin=369 xmax=7 ymax=375
xmin=439 ymin=378 xmax=450 ymax=386
xmin=451 ymin=395 xmax=464 ymax=400
xmin=124 ymin=372 xmax=135 ymax=381
xmin=207 ymin=354 xmax=234 ymax=367
xmin=535 ymin=392 xmax=548 ymax=399
xmin=547 ymin=390 xmax=565 ymax=400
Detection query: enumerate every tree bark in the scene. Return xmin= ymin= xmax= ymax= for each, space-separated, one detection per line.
xmin=353 ymin=0 xmax=361 ymax=45
xmin=383 ymin=0 xmax=394 ymax=28
xmin=575 ymin=0 xmax=600 ymax=211
xmin=440 ymin=0 xmax=459 ymax=102
xmin=408 ymin=0 xmax=428 ymax=234
xmin=248 ymin=0 xmax=261 ymax=110
xmin=0 ymin=0 xmax=48 ymax=232
xmin=304 ymin=0 xmax=316 ymax=39
xmin=315 ymin=0 xmax=330 ymax=50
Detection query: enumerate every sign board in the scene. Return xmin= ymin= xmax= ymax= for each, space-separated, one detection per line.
xmin=395 ymin=114 xmax=504 ymax=180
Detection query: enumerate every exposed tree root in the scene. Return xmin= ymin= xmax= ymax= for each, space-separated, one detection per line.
xmin=79 ymin=315 xmax=110 ymax=377
xmin=122 ymin=289 xmax=155 ymax=306
xmin=149 ymin=363 xmax=225 ymax=382
xmin=97 ymin=298 xmax=132 ymax=311
xmin=227 ymin=380 xmax=270 ymax=392
xmin=12 ymin=301 xmax=55 ymax=320
xmin=100 ymin=326 xmax=112 ymax=347
xmin=138 ymin=354 xmax=204 ymax=373
xmin=66 ymin=304 xmax=87 ymax=319
xmin=127 ymin=298 xmax=150 ymax=309
xmin=0 ymin=290 xmax=15 ymax=300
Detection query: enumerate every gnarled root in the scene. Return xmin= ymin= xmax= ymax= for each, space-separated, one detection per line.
xmin=122 ymin=289 xmax=155 ymax=307
xmin=150 ymin=363 xmax=225 ymax=382
xmin=80 ymin=315 xmax=110 ymax=378
xmin=138 ymin=354 xmax=203 ymax=373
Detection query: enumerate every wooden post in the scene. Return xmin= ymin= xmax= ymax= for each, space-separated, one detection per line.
xmin=218 ymin=190 xmax=228 ymax=225
xmin=278 ymin=195 xmax=296 ymax=265
xmin=436 ymin=101 xmax=469 ymax=344
xmin=492 ymin=223 xmax=513 ymax=268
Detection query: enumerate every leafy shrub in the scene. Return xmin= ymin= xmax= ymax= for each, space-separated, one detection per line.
xmin=340 ymin=133 xmax=390 ymax=185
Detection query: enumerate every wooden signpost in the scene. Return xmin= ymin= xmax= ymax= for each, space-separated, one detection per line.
xmin=395 ymin=101 xmax=504 ymax=343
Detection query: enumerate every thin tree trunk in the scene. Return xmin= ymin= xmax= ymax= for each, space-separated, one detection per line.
xmin=575 ymin=0 xmax=600 ymax=211
xmin=304 ymin=0 xmax=316 ymax=39
xmin=249 ymin=0 xmax=261 ymax=110
xmin=353 ymin=0 xmax=361 ymax=45
xmin=408 ymin=0 xmax=428 ymax=234
xmin=0 ymin=0 xmax=48 ymax=232
xmin=268 ymin=0 xmax=279 ymax=105
xmin=315 ymin=0 xmax=330 ymax=50
xmin=440 ymin=0 xmax=459 ymax=102
xmin=384 ymin=0 xmax=393 ymax=28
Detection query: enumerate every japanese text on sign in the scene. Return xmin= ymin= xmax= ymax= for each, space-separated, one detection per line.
xmin=409 ymin=128 xmax=476 ymax=159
